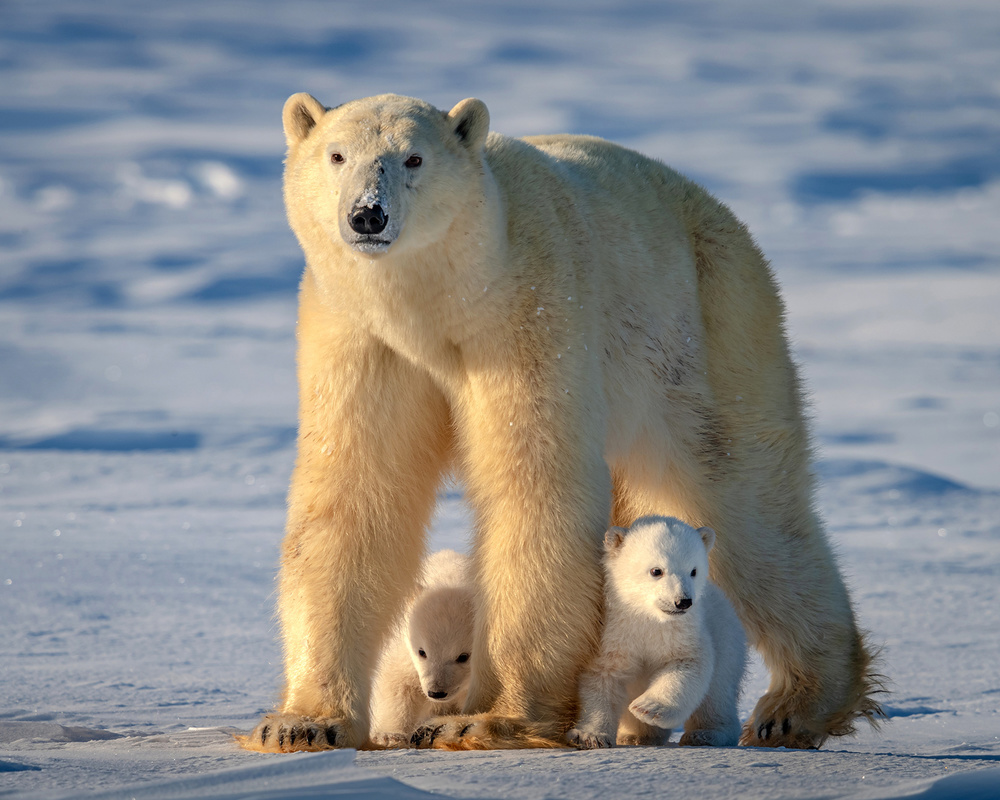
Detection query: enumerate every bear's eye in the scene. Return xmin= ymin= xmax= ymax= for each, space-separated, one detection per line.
xmin=649 ymin=567 xmax=663 ymax=578
xmin=691 ymin=568 xmax=697 ymax=577
xmin=330 ymin=152 xmax=345 ymax=165
xmin=456 ymin=653 xmax=470 ymax=664
xmin=404 ymin=154 xmax=423 ymax=169
xmin=418 ymin=649 xmax=427 ymax=659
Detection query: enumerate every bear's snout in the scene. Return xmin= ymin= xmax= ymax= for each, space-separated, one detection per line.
xmin=349 ymin=204 xmax=388 ymax=235
xmin=656 ymin=596 xmax=693 ymax=615
xmin=427 ymin=690 xmax=449 ymax=700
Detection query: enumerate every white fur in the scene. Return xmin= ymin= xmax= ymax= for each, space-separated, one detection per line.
xmin=369 ymin=550 xmax=474 ymax=747
xmin=569 ymin=516 xmax=747 ymax=748
xmin=245 ymin=92 xmax=881 ymax=754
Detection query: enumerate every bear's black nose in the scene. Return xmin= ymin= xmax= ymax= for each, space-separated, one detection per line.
xmin=349 ymin=205 xmax=388 ymax=235
xmin=675 ymin=598 xmax=692 ymax=611
xmin=428 ymin=690 xmax=448 ymax=700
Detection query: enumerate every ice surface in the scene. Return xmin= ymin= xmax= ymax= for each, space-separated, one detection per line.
xmin=1 ymin=0 xmax=998 ymax=798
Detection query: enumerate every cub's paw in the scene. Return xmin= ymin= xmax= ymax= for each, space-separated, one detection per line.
xmin=628 ymin=698 xmax=680 ymax=730
xmin=678 ymin=727 xmax=739 ymax=747
xmin=369 ymin=731 xmax=412 ymax=749
xmin=740 ymin=694 xmax=825 ymax=749
xmin=567 ymin=727 xmax=614 ymax=749
xmin=411 ymin=715 xmax=564 ymax=750
xmin=239 ymin=713 xmax=344 ymax=753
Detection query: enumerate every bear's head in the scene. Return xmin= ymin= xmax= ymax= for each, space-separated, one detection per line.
xmin=406 ymin=586 xmax=475 ymax=705
xmin=604 ymin=516 xmax=715 ymax=621
xmin=282 ymin=92 xmax=491 ymax=257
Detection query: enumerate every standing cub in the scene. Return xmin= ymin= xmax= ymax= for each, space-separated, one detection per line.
xmin=370 ymin=550 xmax=474 ymax=747
xmin=569 ymin=516 xmax=747 ymax=748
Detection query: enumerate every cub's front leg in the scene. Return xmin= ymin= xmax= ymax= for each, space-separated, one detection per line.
xmin=567 ymin=655 xmax=636 ymax=749
xmin=244 ymin=283 xmax=452 ymax=753
xmin=628 ymin=656 xmax=713 ymax=733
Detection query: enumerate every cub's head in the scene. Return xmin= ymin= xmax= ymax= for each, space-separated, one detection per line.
xmin=406 ymin=586 xmax=475 ymax=705
xmin=604 ymin=516 xmax=715 ymax=621
xmin=282 ymin=92 xmax=490 ymax=257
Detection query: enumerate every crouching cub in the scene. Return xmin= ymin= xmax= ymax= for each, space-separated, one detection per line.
xmin=569 ymin=516 xmax=747 ymax=748
xmin=370 ymin=550 xmax=474 ymax=747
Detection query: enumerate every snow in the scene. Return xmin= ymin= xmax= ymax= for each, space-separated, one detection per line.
xmin=1 ymin=0 xmax=998 ymax=797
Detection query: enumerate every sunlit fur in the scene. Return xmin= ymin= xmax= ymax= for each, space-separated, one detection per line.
xmin=243 ymin=92 xmax=884 ymax=754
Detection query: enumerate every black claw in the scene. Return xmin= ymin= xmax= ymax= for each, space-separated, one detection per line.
xmin=410 ymin=726 xmax=431 ymax=747
xmin=277 ymin=729 xmax=285 ymax=748
xmin=289 ymin=729 xmax=298 ymax=746
xmin=781 ymin=719 xmax=791 ymax=736
xmin=306 ymin=728 xmax=316 ymax=746
xmin=759 ymin=720 xmax=774 ymax=740
xmin=260 ymin=725 xmax=270 ymax=744
xmin=429 ymin=724 xmax=444 ymax=747
xmin=325 ymin=726 xmax=337 ymax=747
xmin=458 ymin=723 xmax=474 ymax=739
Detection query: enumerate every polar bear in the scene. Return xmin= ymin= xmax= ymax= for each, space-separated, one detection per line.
xmin=370 ymin=550 xmax=474 ymax=747
xmin=245 ymin=92 xmax=883 ymax=753
xmin=568 ymin=516 xmax=747 ymax=749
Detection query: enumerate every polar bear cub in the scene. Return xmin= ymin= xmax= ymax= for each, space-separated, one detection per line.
xmin=370 ymin=550 xmax=474 ymax=747
xmin=569 ymin=516 xmax=747 ymax=748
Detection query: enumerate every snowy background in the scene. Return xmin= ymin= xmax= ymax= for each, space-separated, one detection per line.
xmin=1 ymin=1 xmax=998 ymax=797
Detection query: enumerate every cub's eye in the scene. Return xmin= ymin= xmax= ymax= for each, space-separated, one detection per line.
xmin=691 ymin=569 xmax=697 ymax=577
xmin=418 ymin=649 xmax=427 ymax=659
xmin=456 ymin=653 xmax=470 ymax=664
xmin=404 ymin=154 xmax=423 ymax=168
xmin=650 ymin=567 xmax=663 ymax=578
xmin=330 ymin=152 xmax=345 ymax=164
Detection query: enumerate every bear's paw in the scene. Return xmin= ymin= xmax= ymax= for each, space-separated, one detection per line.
xmin=239 ymin=713 xmax=345 ymax=753
xmin=410 ymin=714 xmax=565 ymax=750
xmin=567 ymin=727 xmax=614 ymax=749
xmin=678 ymin=727 xmax=739 ymax=747
xmin=628 ymin=698 xmax=683 ymax=730
xmin=740 ymin=693 xmax=826 ymax=749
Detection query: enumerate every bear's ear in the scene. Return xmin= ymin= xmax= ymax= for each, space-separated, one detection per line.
xmin=697 ymin=526 xmax=716 ymax=552
xmin=447 ymin=98 xmax=490 ymax=151
xmin=283 ymin=93 xmax=328 ymax=148
xmin=604 ymin=526 xmax=627 ymax=553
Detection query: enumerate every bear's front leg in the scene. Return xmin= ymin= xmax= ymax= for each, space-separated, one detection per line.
xmin=412 ymin=354 xmax=610 ymax=749
xmin=243 ymin=286 xmax=452 ymax=753
xmin=628 ymin=657 xmax=712 ymax=733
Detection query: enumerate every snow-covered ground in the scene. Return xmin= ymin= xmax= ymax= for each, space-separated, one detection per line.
xmin=1 ymin=1 xmax=998 ymax=797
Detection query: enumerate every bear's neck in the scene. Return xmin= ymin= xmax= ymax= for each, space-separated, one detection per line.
xmin=306 ymin=168 xmax=514 ymax=389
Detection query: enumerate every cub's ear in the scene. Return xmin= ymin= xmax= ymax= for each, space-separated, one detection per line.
xmin=447 ymin=98 xmax=490 ymax=151
xmin=697 ymin=526 xmax=716 ymax=552
xmin=604 ymin=526 xmax=627 ymax=553
xmin=283 ymin=93 xmax=328 ymax=147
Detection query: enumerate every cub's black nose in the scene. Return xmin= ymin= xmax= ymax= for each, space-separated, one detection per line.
xmin=428 ymin=690 xmax=448 ymax=700
xmin=349 ymin=205 xmax=388 ymax=235
xmin=675 ymin=598 xmax=692 ymax=611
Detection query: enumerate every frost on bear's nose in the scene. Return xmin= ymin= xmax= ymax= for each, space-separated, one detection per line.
xmin=349 ymin=204 xmax=388 ymax=235
xmin=675 ymin=598 xmax=693 ymax=611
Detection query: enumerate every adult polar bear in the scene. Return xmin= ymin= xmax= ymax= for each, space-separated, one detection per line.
xmin=246 ymin=92 xmax=882 ymax=753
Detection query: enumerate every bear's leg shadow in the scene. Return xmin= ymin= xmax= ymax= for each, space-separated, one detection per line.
xmin=243 ymin=291 xmax=453 ymax=753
